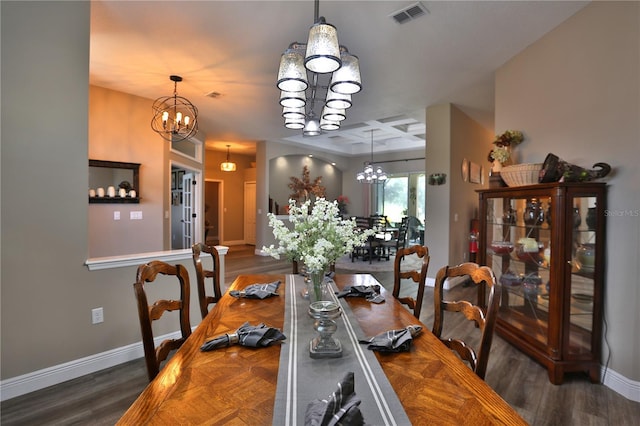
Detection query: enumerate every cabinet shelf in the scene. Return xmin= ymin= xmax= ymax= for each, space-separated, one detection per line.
xmin=89 ymin=196 xmax=140 ymax=204
xmin=478 ymin=182 xmax=606 ymax=385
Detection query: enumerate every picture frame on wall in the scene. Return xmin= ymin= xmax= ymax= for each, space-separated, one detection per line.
xmin=177 ymin=170 xmax=185 ymax=189
xmin=171 ymin=171 xmax=177 ymax=190
xmin=469 ymin=162 xmax=482 ymax=184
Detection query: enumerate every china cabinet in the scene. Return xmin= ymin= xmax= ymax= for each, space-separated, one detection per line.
xmin=477 ymin=182 xmax=606 ymax=384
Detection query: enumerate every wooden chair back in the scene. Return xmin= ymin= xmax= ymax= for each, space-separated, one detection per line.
xmin=432 ymin=262 xmax=501 ymax=380
xmin=395 ymin=217 xmax=409 ymax=251
xmin=392 ymin=245 xmax=430 ymax=318
xmin=134 ymin=260 xmax=191 ymax=381
xmin=350 ymin=216 xmax=379 ymax=263
xmin=192 ymin=242 xmax=221 ymax=319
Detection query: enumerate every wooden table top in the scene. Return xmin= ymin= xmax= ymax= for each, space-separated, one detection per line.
xmin=119 ymin=274 xmax=526 ymax=425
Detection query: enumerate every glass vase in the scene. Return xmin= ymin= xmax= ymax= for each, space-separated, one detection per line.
xmin=307 ymin=267 xmax=332 ymax=303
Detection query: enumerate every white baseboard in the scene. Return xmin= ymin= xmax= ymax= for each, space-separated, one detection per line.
xmin=0 ymin=331 xmax=181 ymax=402
xmin=601 ymin=365 xmax=640 ymax=402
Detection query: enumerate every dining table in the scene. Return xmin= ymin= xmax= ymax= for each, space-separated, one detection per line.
xmin=118 ymin=273 xmax=526 ymax=425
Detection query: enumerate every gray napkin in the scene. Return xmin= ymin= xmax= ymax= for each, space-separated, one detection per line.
xmin=359 ymin=325 xmax=422 ymax=353
xmin=304 ymin=372 xmax=364 ymax=426
xmin=229 ymin=281 xmax=281 ymax=299
xmin=200 ymin=322 xmax=286 ymax=351
xmin=336 ymin=285 xmax=384 ymax=304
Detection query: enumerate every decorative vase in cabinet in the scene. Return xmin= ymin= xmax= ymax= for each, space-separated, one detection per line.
xmin=477 ymin=182 xmax=606 ymax=385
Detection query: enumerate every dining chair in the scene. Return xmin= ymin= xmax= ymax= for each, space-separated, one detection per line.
xmin=351 ymin=216 xmax=380 ymax=263
xmin=432 ymin=262 xmax=501 ymax=380
xmin=407 ymin=216 xmax=424 ymax=245
xmin=392 ymin=244 xmax=430 ymax=319
xmin=192 ymin=242 xmax=222 ymax=319
xmin=381 ymin=216 xmax=409 ymax=259
xmin=134 ymin=260 xmax=191 ymax=382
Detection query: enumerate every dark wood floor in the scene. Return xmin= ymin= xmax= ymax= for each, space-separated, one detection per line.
xmin=2 ymin=245 xmax=638 ymax=425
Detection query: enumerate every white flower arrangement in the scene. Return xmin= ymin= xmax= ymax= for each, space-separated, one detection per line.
xmin=263 ymin=198 xmax=375 ymax=273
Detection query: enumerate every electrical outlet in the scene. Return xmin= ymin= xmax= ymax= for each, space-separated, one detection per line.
xmin=92 ymin=307 xmax=104 ymax=324
xmin=114 ymin=211 xmax=120 ymax=220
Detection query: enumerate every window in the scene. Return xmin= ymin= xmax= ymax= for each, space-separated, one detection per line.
xmin=376 ymin=172 xmax=425 ymax=226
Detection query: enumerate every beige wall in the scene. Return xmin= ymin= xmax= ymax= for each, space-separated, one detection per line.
xmin=1 ymin=2 xmax=204 ymax=384
xmin=425 ymin=104 xmax=493 ymax=278
xmin=88 ymin=86 xmax=165 ymax=256
xmin=495 ymin=1 xmax=640 ymax=381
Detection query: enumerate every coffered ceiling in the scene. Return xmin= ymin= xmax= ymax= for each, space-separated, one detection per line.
xmin=89 ymin=1 xmax=587 ymax=157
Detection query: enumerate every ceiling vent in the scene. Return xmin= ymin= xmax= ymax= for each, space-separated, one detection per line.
xmin=389 ymin=2 xmax=429 ymax=24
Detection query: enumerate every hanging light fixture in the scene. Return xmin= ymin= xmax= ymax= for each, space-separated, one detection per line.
xmin=220 ymin=145 xmax=236 ymax=172
xmin=276 ymin=0 xmax=361 ymax=135
xmin=151 ymin=75 xmax=198 ymax=143
xmin=356 ymin=130 xmax=387 ymax=183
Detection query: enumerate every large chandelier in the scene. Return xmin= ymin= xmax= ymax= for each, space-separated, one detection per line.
xmin=151 ymin=75 xmax=198 ymax=143
xmin=277 ymin=0 xmax=361 ymax=135
xmin=357 ymin=130 xmax=387 ymax=183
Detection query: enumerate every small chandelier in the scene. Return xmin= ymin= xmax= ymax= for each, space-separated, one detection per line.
xmin=356 ymin=130 xmax=387 ymax=183
xmin=220 ymin=145 xmax=236 ymax=172
xmin=151 ymin=75 xmax=198 ymax=143
xmin=277 ymin=0 xmax=361 ymax=135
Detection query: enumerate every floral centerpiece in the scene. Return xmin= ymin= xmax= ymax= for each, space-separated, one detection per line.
xmin=263 ymin=197 xmax=374 ymax=300
xmin=488 ymin=130 xmax=524 ymax=172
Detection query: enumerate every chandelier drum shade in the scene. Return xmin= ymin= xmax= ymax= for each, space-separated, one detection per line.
xmin=277 ymin=0 xmax=361 ymax=135
xmin=220 ymin=145 xmax=236 ymax=172
xmin=357 ymin=130 xmax=387 ymax=183
xmin=151 ymin=75 xmax=198 ymax=143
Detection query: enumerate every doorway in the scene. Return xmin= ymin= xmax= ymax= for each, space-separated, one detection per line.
xmin=170 ymin=163 xmax=202 ymax=250
xmin=244 ymin=181 xmax=256 ymax=245
xmin=205 ymin=179 xmax=223 ymax=245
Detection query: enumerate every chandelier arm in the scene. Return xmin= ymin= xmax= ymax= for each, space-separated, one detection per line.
xmin=314 ymin=0 xmax=320 ymax=23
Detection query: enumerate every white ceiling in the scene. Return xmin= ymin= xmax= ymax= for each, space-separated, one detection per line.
xmin=89 ymin=1 xmax=588 ymax=156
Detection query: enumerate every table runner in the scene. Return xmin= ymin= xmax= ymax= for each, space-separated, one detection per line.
xmin=272 ymin=275 xmax=411 ymax=426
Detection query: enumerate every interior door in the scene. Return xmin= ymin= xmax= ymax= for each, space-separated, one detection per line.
xmin=244 ymin=181 xmax=256 ymax=245
xmin=182 ymin=172 xmax=195 ymax=248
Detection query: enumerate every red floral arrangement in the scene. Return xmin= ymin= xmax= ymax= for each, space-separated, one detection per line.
xmin=336 ymin=195 xmax=349 ymax=214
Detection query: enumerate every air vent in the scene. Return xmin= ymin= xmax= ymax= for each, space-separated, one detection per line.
xmin=390 ymin=2 xmax=429 ymax=24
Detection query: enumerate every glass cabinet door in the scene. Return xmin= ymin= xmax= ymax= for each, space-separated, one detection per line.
xmin=485 ymin=196 xmax=553 ymax=349
xmin=479 ymin=183 xmax=605 ymax=384
xmin=568 ymin=195 xmax=597 ymax=356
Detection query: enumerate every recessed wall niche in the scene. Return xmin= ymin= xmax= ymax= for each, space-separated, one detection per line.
xmin=89 ymin=159 xmax=140 ymax=203
xmin=269 ymin=155 xmax=342 ymax=214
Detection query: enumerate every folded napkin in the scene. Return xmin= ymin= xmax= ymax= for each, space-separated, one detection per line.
xmin=229 ymin=281 xmax=281 ymax=299
xmin=200 ymin=322 xmax=286 ymax=351
xmin=359 ymin=325 xmax=422 ymax=353
xmin=336 ymin=285 xmax=384 ymax=304
xmin=304 ymin=372 xmax=364 ymax=426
